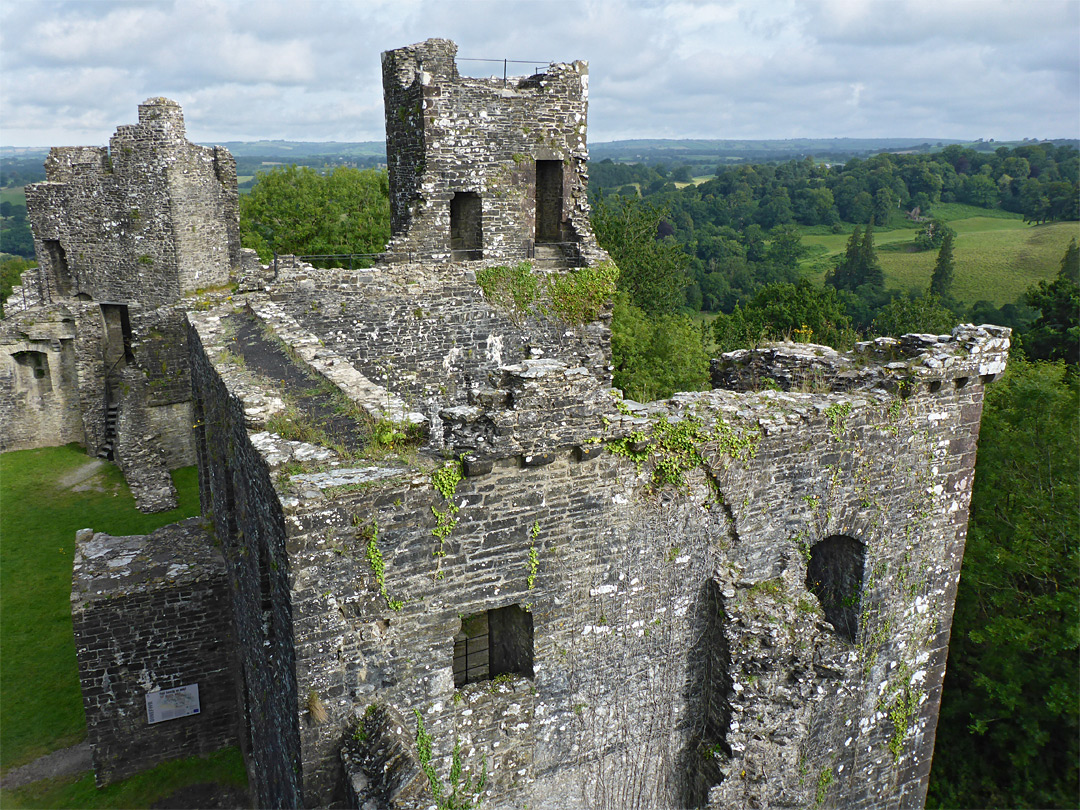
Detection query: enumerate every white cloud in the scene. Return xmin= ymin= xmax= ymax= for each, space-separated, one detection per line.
xmin=0 ymin=0 xmax=1076 ymax=147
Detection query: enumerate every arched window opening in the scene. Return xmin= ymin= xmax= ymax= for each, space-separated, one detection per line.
xmin=805 ymin=534 xmax=865 ymax=643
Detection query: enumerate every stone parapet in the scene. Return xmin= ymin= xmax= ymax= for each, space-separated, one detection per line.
xmin=711 ymin=324 xmax=1011 ymax=394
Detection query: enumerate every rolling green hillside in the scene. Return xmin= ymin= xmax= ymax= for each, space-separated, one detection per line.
xmin=801 ymin=209 xmax=1079 ymax=307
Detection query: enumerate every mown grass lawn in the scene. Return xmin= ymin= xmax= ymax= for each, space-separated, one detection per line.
xmin=0 ymin=445 xmax=200 ymax=772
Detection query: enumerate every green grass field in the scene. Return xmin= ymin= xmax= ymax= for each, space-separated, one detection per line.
xmin=0 ymin=748 xmax=247 ymax=809
xmin=800 ymin=206 xmax=1080 ymax=307
xmin=0 ymin=445 xmax=200 ymax=772
xmin=1 ymin=187 xmax=27 ymax=206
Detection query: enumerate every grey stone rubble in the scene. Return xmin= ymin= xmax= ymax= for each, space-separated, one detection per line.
xmin=4 ymin=36 xmax=1011 ymax=810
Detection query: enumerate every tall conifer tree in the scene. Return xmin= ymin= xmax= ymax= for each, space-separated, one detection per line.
xmin=929 ymin=230 xmax=956 ymax=297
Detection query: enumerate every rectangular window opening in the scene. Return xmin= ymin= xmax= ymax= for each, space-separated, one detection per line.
xmin=454 ymin=604 xmax=533 ymax=687
xmin=450 ymin=192 xmax=482 ymax=261
xmin=100 ymin=304 xmax=134 ymax=367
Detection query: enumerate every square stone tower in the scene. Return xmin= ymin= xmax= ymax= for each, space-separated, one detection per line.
xmin=24 ymin=98 xmax=240 ymax=308
xmin=381 ymin=39 xmax=600 ymax=263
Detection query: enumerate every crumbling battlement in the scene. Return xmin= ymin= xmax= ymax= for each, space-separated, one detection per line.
xmin=382 ymin=39 xmax=600 ymax=264
xmin=24 ymin=98 xmax=240 ymax=307
xmin=712 ymin=325 xmax=1011 ymax=394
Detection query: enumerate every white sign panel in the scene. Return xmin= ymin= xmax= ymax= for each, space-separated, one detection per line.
xmin=146 ymin=684 xmax=201 ymax=725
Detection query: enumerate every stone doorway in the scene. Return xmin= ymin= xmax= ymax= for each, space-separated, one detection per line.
xmin=450 ymin=192 xmax=482 ymax=260
xmin=535 ymin=160 xmax=563 ymax=244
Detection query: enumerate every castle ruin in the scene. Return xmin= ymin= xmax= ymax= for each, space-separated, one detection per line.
xmin=7 ymin=39 xmax=1010 ymax=810
xmin=3 ymin=97 xmax=241 ymax=510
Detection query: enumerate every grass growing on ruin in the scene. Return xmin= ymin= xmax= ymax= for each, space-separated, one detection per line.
xmin=0 ymin=445 xmax=200 ymax=772
xmin=0 ymin=746 xmax=247 ymax=809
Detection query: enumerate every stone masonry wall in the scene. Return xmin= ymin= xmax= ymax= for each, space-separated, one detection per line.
xmin=269 ymin=351 xmax=1000 ymax=809
xmin=188 ymin=270 xmax=1008 ymax=809
xmin=382 ymin=39 xmax=600 ymax=264
xmin=0 ymin=305 xmax=84 ymax=451
xmin=24 ymin=98 xmax=237 ymax=308
xmin=259 ymin=261 xmax=610 ymax=431
xmin=70 ymin=519 xmax=237 ymax=786
xmin=189 ymin=323 xmax=305 ymax=809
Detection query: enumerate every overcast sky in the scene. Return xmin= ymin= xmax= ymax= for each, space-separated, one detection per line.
xmin=1 ymin=0 xmax=1077 ymax=149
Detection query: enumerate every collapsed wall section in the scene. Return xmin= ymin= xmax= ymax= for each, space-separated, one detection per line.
xmin=381 ymin=39 xmax=598 ymax=263
xmin=70 ymin=519 xmax=237 ymax=786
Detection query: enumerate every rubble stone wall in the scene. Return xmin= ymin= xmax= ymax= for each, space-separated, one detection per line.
xmin=265 ymin=263 xmax=610 ymax=423
xmin=24 ymin=98 xmax=237 ymax=308
xmin=0 ymin=306 xmax=85 ymax=451
xmin=189 ymin=323 xmax=305 ymax=809
xmin=185 ymin=302 xmax=1006 ymax=808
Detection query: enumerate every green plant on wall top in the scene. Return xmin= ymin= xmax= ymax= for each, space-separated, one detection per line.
xmin=475 ymin=260 xmax=618 ymax=325
xmin=609 ymin=413 xmax=761 ymax=494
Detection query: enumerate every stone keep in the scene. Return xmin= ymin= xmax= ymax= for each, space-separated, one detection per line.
xmin=23 ymin=97 xmax=239 ymax=306
xmin=4 ymin=98 xmax=243 ymax=511
xmin=57 ymin=39 xmax=1008 ymax=810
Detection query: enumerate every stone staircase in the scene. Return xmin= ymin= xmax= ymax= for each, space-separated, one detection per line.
xmin=97 ymin=403 xmax=119 ymax=460
xmin=532 ymin=243 xmax=569 ymax=270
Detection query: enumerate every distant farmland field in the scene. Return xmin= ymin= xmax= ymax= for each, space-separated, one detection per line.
xmin=801 ymin=210 xmax=1079 ymax=307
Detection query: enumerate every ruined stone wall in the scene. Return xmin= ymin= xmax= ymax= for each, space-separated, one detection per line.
xmin=70 ymin=519 xmax=237 ymax=786
xmin=186 ymin=285 xmax=1006 ymax=809
xmin=24 ymin=98 xmax=237 ymax=308
xmin=267 ymin=343 xmax=1000 ymax=809
xmin=265 ymin=263 xmax=610 ymax=425
xmin=189 ymin=323 xmax=304 ymax=809
xmin=0 ymin=305 xmax=85 ymax=451
xmin=382 ymin=39 xmax=598 ymax=263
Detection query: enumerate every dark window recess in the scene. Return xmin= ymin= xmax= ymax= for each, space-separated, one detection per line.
xmin=535 ymin=160 xmax=563 ymax=243
xmin=44 ymin=240 xmax=73 ymax=297
xmin=454 ymin=604 xmax=534 ymax=687
xmin=805 ymin=534 xmax=866 ymax=643
xmin=450 ymin=192 xmax=482 ymax=260
xmin=12 ymin=350 xmax=50 ymax=387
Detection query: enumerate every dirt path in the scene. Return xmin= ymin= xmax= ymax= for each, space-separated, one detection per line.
xmin=0 ymin=741 xmax=92 ymax=789
xmin=2 ymin=743 xmax=250 ymax=808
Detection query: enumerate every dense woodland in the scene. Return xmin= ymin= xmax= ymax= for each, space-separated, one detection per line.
xmin=0 ymin=142 xmax=1077 ymax=808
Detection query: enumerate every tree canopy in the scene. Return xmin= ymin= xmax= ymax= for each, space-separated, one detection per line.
xmin=1024 ymin=238 xmax=1080 ymax=364
xmin=239 ymin=165 xmax=391 ymax=265
xmin=590 ymin=194 xmax=688 ymax=315
xmin=928 ymin=360 xmax=1079 ymax=809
